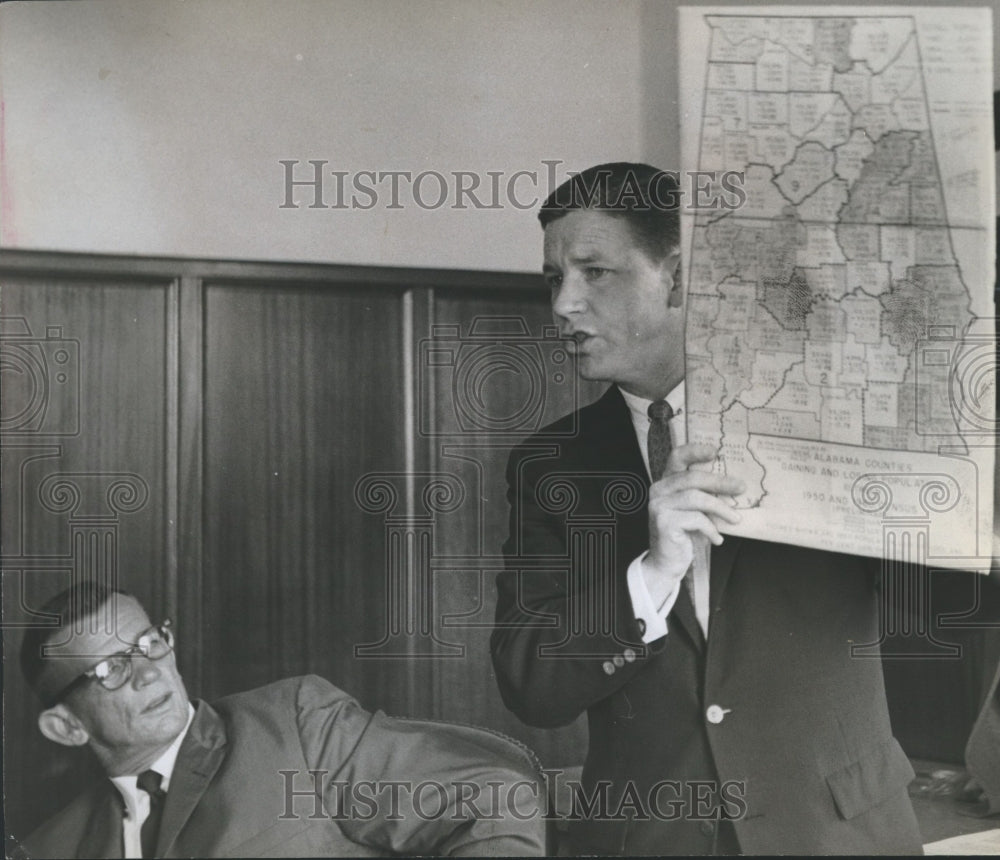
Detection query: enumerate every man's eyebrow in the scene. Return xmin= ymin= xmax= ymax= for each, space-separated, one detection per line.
xmin=570 ymin=253 xmax=607 ymax=265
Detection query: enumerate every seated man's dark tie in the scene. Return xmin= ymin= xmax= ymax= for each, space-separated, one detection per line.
xmin=137 ymin=769 xmax=166 ymax=859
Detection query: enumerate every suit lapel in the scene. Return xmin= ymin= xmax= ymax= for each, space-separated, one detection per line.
xmin=76 ymin=783 xmax=125 ymax=859
xmin=156 ymin=700 xmax=227 ymax=858
xmin=670 ymin=581 xmax=706 ymax=652
xmin=582 ymin=386 xmax=641 ymax=453
xmin=591 ymin=387 xmax=707 ymax=650
xmin=708 ymin=532 xmax=744 ymax=615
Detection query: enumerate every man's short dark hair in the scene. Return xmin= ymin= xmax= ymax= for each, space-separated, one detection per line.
xmin=539 ymin=162 xmax=681 ymax=261
xmin=21 ymin=580 xmax=130 ymax=706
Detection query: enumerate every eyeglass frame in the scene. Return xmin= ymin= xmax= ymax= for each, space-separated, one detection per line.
xmin=50 ymin=619 xmax=175 ymax=705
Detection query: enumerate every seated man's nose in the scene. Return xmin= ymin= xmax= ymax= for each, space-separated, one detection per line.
xmin=132 ymin=659 xmax=161 ymax=686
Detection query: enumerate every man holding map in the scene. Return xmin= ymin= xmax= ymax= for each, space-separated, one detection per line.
xmin=491 ymin=162 xmax=928 ymax=854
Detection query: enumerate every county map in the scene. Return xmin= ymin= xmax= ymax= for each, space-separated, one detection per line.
xmin=680 ymin=9 xmax=994 ymax=563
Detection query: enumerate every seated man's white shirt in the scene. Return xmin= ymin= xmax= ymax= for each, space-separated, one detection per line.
xmin=110 ymin=703 xmax=195 ymax=858
xmin=620 ymin=384 xmax=711 ymax=641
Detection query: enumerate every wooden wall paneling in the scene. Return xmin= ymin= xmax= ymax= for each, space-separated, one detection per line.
xmin=199 ymin=281 xmax=412 ymax=715
xmin=3 ymin=248 xmax=994 ymax=843
xmin=165 ymin=279 xmax=180 ymax=620
xmin=175 ymin=276 xmax=205 ymax=697
xmin=420 ymin=288 xmax=606 ymax=771
xmin=2 ymin=274 xmax=172 ymax=840
xmin=393 ymin=285 xmax=438 ymax=718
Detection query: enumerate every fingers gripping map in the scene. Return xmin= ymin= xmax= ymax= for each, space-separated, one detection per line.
xmin=679 ymin=7 xmax=995 ymax=568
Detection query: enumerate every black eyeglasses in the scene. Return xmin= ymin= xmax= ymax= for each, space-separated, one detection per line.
xmin=53 ymin=620 xmax=175 ymax=703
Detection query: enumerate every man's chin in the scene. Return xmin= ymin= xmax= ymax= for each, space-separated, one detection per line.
xmin=576 ymin=356 xmax=607 ymax=381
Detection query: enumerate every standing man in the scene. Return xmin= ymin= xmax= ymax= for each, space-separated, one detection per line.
xmin=18 ymin=580 xmax=547 ymax=858
xmin=491 ymin=162 xmax=923 ymax=855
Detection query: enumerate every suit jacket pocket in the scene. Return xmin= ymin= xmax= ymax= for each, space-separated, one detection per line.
xmin=825 ymin=736 xmax=915 ymax=820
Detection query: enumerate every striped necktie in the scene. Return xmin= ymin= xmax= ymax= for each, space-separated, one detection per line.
xmin=647 ymin=399 xmax=673 ymax=482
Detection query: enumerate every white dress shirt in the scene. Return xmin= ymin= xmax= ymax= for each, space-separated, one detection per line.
xmin=110 ymin=703 xmax=195 ymax=858
xmin=620 ymin=383 xmax=712 ymax=641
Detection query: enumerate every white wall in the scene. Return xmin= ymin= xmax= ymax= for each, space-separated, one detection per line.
xmin=0 ymin=0 xmax=652 ymax=271
xmin=0 ymin=0 xmax=995 ymax=272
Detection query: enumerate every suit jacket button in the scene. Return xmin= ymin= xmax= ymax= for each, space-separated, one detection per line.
xmin=623 ymin=647 xmax=636 ymax=663
xmin=636 ymin=618 xmax=646 ymax=636
xmin=706 ymin=704 xmax=729 ymax=724
xmin=612 ymin=655 xmax=625 ymax=668
xmin=699 ymin=821 xmax=716 ymax=837
xmin=602 ymin=661 xmax=616 ymax=675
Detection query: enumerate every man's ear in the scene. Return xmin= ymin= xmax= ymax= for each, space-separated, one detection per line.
xmin=38 ymin=703 xmax=90 ymax=748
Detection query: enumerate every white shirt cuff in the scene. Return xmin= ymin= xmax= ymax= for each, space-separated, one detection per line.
xmin=626 ymin=551 xmax=679 ymax=643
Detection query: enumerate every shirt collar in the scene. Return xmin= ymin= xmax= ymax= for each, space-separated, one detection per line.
xmin=110 ymin=702 xmax=195 ymax=811
xmin=619 ymin=381 xmax=685 ymax=424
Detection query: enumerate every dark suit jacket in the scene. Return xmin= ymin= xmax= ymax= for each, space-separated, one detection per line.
xmin=966 ymin=618 xmax=1000 ymax=814
xmin=19 ymin=675 xmax=546 ymax=858
xmin=491 ymin=386 xmax=923 ymax=855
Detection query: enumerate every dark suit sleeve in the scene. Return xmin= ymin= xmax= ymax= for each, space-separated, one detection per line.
xmin=491 ymin=442 xmax=659 ymax=729
xmin=963 ymin=568 xmax=1000 ymax=813
xmin=294 ymin=676 xmax=546 ymax=856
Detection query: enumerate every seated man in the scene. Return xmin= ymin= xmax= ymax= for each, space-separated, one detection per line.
xmin=17 ymin=581 xmax=546 ymax=858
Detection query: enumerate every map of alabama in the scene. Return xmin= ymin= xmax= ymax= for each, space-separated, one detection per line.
xmin=685 ymin=15 xmax=973 ymax=507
